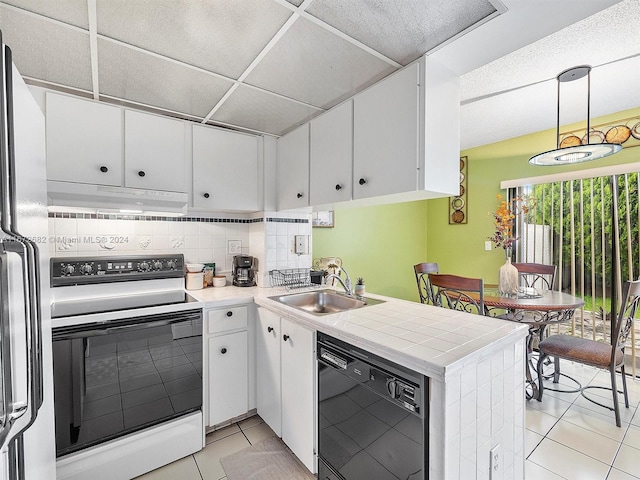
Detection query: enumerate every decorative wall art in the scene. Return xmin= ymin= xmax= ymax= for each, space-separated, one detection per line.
xmin=449 ymin=156 xmax=468 ymax=224
xmin=312 ymin=211 xmax=334 ymax=228
xmin=559 ymin=115 xmax=640 ymax=150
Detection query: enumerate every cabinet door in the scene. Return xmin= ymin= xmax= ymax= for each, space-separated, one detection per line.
xmin=46 ymin=93 xmax=123 ymax=186
xmin=310 ymin=101 xmax=352 ymax=206
xmin=192 ymin=126 xmax=259 ymax=211
xmin=281 ymin=318 xmax=315 ymax=472
xmin=124 ymin=110 xmax=186 ymax=192
xmin=256 ymin=308 xmax=282 ymax=436
xmin=277 ymin=124 xmax=309 ymax=210
xmin=208 ymin=331 xmax=248 ymax=426
xmin=353 ymin=64 xmax=419 ymax=199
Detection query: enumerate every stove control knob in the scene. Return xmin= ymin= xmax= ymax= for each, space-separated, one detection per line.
xmin=138 ymin=261 xmax=150 ymax=272
xmin=80 ymin=263 xmax=93 ymax=275
xmin=62 ymin=264 xmax=75 ymax=276
xmin=153 ymin=261 xmax=163 ymax=271
xmin=166 ymin=260 xmax=177 ymax=270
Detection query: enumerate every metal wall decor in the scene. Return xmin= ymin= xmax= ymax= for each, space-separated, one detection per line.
xmin=449 ymin=156 xmax=468 ymax=224
xmin=559 ymin=114 xmax=640 ymax=151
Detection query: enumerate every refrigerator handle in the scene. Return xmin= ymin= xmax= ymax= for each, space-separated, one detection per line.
xmin=4 ymin=46 xmax=43 ymax=414
xmin=0 ymin=250 xmax=14 ymax=447
xmin=1 ymin=45 xmax=43 ymax=439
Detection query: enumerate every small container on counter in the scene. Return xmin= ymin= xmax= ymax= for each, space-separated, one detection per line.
xmin=186 ymin=272 xmax=204 ymax=290
xmin=212 ymin=275 xmax=226 ymax=287
xmin=203 ymin=263 xmax=216 ymax=286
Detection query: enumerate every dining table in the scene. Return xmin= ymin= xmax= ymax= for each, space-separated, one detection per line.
xmin=482 ymin=287 xmax=585 ymax=400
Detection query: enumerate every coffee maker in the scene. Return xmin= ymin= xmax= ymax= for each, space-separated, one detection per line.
xmin=232 ymin=255 xmax=256 ymax=287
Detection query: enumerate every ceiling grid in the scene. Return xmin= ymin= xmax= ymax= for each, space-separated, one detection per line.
xmin=0 ymin=0 xmax=634 ymax=142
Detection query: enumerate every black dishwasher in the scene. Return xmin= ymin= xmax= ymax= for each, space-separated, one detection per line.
xmin=317 ymin=332 xmax=428 ymax=480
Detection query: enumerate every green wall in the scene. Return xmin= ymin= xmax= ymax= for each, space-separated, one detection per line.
xmin=312 ymin=201 xmax=429 ymax=301
xmin=313 ymin=107 xmax=640 ymax=302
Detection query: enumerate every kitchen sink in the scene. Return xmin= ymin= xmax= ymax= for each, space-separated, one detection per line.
xmin=269 ymin=289 xmax=384 ymax=316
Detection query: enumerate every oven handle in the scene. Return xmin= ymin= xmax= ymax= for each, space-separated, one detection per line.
xmin=53 ymin=312 xmax=202 ymax=340
xmin=104 ymin=319 xmax=184 ymax=333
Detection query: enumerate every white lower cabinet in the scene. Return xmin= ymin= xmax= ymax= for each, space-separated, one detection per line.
xmin=256 ymin=308 xmax=315 ymax=472
xmin=208 ymin=332 xmax=248 ymax=426
xmin=206 ymin=306 xmax=250 ymax=427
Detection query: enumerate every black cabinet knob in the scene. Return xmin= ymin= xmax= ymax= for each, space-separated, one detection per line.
xmin=226 ymin=311 xmax=233 ymax=317
xmin=335 ymin=184 xmax=342 ymax=191
xmin=99 ymin=166 xmax=108 ymax=173
xmin=138 ymin=170 xmax=146 ymax=177
xmin=359 ymin=178 xmax=367 ymax=185
xmin=283 ymin=334 xmax=290 ymax=342
xmin=297 ymin=193 xmax=303 ymax=199
xmin=221 ymin=348 xmax=227 ymax=354
xmin=267 ymin=326 xmax=274 ymax=333
xmin=204 ymin=193 xmax=210 ymax=199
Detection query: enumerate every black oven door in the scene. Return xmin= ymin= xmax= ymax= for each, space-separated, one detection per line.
xmin=52 ymin=309 xmax=202 ymax=457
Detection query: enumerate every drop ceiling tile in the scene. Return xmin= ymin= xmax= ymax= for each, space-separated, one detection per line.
xmin=306 ymin=0 xmax=496 ymax=65
xmin=0 ymin=0 xmax=89 ymax=29
xmin=285 ymin=0 xmax=304 ymax=6
xmin=0 ymin=6 xmax=92 ymax=90
xmin=95 ymin=0 xmax=292 ymax=80
xmin=245 ymin=16 xmax=397 ymax=110
xmin=211 ymin=84 xmax=322 ymax=136
xmin=97 ymin=39 xmax=233 ymax=118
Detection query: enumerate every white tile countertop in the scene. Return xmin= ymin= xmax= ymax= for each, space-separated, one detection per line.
xmin=188 ymin=285 xmax=529 ymax=381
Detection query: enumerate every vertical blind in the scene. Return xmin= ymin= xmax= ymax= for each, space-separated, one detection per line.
xmin=507 ymin=164 xmax=640 ymax=376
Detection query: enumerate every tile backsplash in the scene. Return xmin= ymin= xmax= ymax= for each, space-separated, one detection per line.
xmin=48 ymin=210 xmax=312 ymax=285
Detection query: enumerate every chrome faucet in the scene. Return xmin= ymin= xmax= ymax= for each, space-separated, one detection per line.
xmin=324 ymin=266 xmax=353 ymax=296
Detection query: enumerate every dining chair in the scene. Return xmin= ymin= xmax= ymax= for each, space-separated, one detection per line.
xmin=513 ymin=262 xmax=557 ymax=291
xmin=414 ymin=262 xmax=439 ymax=305
xmin=428 ymin=273 xmax=485 ymax=315
xmin=537 ymin=279 xmax=640 ymax=427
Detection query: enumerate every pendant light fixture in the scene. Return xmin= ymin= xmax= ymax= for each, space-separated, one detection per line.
xmin=529 ymin=65 xmax=622 ymax=166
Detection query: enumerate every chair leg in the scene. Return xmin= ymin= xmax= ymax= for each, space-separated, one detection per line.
xmin=610 ymin=367 xmax=621 ymax=428
xmin=553 ymin=356 xmax=560 ymax=383
xmin=621 ymin=364 xmax=630 ymax=408
xmin=536 ymin=352 xmax=547 ymax=402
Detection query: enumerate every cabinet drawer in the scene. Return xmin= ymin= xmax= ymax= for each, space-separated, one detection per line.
xmin=207 ymin=306 xmax=248 ymax=334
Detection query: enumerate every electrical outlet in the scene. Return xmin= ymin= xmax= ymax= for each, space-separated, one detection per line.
xmin=294 ymin=235 xmax=308 ymax=255
xmin=485 ymin=240 xmax=493 ymax=251
xmin=228 ymin=240 xmax=241 ymax=255
xmin=490 ymin=444 xmax=501 ymax=479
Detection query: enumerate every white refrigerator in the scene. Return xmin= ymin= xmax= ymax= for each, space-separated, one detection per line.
xmin=0 ymin=31 xmax=56 ymax=479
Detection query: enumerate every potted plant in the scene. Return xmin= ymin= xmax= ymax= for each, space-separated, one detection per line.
xmin=355 ymin=277 xmax=365 ymax=296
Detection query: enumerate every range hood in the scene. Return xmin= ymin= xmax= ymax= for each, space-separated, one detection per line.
xmin=47 ymin=181 xmax=188 ymax=214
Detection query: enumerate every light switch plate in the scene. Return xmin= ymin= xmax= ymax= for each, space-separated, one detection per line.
xmin=295 ymin=235 xmax=308 ymax=254
xmin=485 ymin=241 xmax=493 ymax=251
xmin=228 ymin=240 xmax=242 ymax=254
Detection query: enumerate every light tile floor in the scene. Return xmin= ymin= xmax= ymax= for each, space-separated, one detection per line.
xmin=137 ymin=362 xmax=640 ymax=480
xmin=135 ymin=415 xmax=276 ymax=480
xmin=526 ymin=361 xmax=640 ymax=479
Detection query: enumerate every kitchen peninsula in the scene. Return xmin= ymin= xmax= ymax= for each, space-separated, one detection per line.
xmin=189 ymin=285 xmax=529 ymax=479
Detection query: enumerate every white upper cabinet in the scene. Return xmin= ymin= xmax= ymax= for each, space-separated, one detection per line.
xmin=353 ymin=63 xmax=420 ymax=200
xmin=124 ymin=110 xmax=186 ymax=192
xmin=277 ymin=123 xmax=309 ymax=211
xmin=46 ymin=93 xmax=123 ymax=186
xmin=192 ymin=125 xmax=259 ymax=211
xmin=309 ymin=100 xmax=352 ymax=206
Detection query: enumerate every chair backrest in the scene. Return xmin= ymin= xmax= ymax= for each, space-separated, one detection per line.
xmin=414 ymin=262 xmax=439 ymax=304
xmin=613 ymin=279 xmax=640 ymax=366
xmin=513 ymin=263 xmax=557 ymax=291
xmin=428 ymin=273 xmax=485 ymax=315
